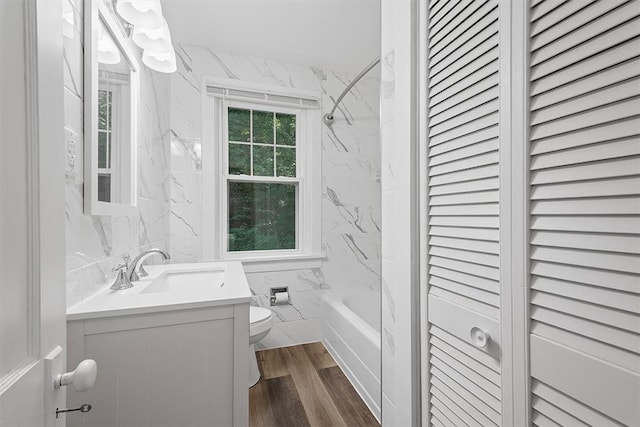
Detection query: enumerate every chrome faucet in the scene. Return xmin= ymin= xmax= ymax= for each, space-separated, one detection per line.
xmin=127 ymin=248 xmax=170 ymax=282
xmin=110 ymin=254 xmax=134 ymax=291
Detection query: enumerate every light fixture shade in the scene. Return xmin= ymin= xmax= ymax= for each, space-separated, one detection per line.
xmin=132 ymin=18 xmax=172 ymax=53
xmin=116 ymin=0 xmax=163 ymax=29
xmin=98 ymin=25 xmax=121 ymax=64
xmin=143 ymin=47 xmax=177 ymax=73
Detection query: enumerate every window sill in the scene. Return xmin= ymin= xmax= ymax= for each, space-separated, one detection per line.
xmin=216 ymin=253 xmax=326 ymax=273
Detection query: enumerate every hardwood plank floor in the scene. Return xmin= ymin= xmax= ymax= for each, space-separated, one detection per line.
xmin=250 ymin=342 xmax=379 ymax=427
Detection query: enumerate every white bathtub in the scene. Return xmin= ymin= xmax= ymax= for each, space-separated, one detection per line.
xmin=322 ymin=291 xmax=381 ymax=421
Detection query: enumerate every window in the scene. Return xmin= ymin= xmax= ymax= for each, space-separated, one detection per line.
xmin=226 ymin=106 xmax=298 ymax=252
xmin=202 ymin=78 xmax=323 ymax=272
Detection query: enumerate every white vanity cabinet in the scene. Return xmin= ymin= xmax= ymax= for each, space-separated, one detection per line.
xmin=66 ymin=303 xmax=249 ymax=427
xmin=64 ymin=261 xmax=251 ymax=427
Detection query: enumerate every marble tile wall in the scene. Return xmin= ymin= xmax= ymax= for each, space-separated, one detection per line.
xmin=170 ymin=44 xmax=381 ymax=348
xmin=64 ymin=0 xmax=171 ymax=308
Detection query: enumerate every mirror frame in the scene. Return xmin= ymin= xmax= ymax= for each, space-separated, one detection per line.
xmin=84 ymin=0 xmax=140 ymax=216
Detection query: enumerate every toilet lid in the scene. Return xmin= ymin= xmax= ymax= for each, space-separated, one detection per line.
xmin=250 ymin=307 xmax=272 ymax=324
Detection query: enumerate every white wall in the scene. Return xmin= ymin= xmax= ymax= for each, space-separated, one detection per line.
xmin=381 ymin=0 xmax=420 ymax=426
xmin=169 ymin=43 xmax=381 ymax=348
xmin=63 ymin=0 xmax=172 ymax=307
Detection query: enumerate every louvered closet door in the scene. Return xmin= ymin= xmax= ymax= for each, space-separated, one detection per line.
xmin=425 ymin=1 xmax=503 ymax=426
xmin=528 ymin=1 xmax=640 ymax=425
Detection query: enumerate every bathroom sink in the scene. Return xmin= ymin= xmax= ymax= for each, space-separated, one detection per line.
xmin=66 ymin=261 xmax=251 ymax=320
xmin=141 ymin=269 xmax=225 ymax=294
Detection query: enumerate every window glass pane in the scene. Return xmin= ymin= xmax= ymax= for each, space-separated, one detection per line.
xmin=98 ymin=132 xmax=108 ymax=168
xmin=98 ymin=173 xmax=111 ymax=202
xmin=107 ymin=91 xmax=113 ymax=130
xmin=276 ymin=147 xmax=296 ymax=177
xmin=276 ymin=113 xmax=296 ymax=146
xmin=252 ymin=110 xmax=274 ymax=144
xmin=253 ymin=145 xmax=274 ymax=176
xmin=98 ymin=90 xmax=108 ymax=130
xmin=228 ymin=108 xmax=250 ymax=142
xmin=228 ymin=182 xmax=296 ymax=251
xmin=228 ymin=143 xmax=250 ymax=175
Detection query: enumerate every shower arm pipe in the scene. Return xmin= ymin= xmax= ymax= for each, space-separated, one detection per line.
xmin=323 ymin=56 xmax=381 ymax=126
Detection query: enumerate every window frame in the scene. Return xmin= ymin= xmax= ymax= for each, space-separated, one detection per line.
xmin=223 ymin=102 xmax=302 ymax=253
xmin=202 ymin=77 xmax=324 ymax=272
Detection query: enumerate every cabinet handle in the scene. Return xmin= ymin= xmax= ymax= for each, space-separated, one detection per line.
xmin=470 ymin=327 xmax=491 ymax=348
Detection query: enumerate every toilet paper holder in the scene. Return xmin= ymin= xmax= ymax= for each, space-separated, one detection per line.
xmin=270 ymin=287 xmax=289 ymax=306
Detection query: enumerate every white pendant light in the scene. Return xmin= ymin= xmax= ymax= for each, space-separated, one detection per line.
xmin=98 ymin=24 xmax=121 ymax=64
xmin=116 ymin=0 xmax=163 ymax=29
xmin=143 ymin=47 xmax=177 ymax=73
xmin=132 ymin=18 xmax=172 ymax=53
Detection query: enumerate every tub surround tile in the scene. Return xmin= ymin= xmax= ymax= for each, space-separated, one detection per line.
xmin=322 ymin=201 xmax=381 ymax=237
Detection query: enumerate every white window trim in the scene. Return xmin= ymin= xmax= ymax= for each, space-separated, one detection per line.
xmin=201 ymin=76 xmax=324 ymax=273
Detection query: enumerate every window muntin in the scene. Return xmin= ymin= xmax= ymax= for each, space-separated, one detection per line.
xmin=225 ymin=105 xmax=300 ymax=253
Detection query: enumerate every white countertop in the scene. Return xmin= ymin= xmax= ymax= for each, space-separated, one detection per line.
xmin=67 ymin=261 xmax=252 ymax=321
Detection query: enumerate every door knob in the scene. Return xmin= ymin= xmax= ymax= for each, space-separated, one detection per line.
xmin=55 ymin=359 xmax=97 ymax=392
xmin=470 ymin=327 xmax=491 ymax=348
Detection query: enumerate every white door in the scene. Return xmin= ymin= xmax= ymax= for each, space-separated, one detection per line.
xmin=423 ymin=1 xmax=505 ymax=426
xmin=0 ymin=0 xmax=67 ymax=426
xmin=527 ymin=1 xmax=640 ymax=425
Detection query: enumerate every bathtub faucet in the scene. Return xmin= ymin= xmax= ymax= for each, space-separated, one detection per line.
xmin=127 ymin=248 xmax=170 ymax=282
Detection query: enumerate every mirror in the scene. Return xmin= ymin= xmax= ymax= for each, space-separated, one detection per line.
xmin=84 ymin=0 xmax=139 ymax=215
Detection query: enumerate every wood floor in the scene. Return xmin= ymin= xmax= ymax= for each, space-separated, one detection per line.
xmin=249 ymin=342 xmax=379 ymax=427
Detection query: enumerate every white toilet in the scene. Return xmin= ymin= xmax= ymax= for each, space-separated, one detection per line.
xmin=249 ymin=306 xmax=274 ymax=387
